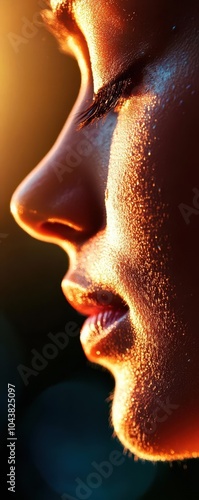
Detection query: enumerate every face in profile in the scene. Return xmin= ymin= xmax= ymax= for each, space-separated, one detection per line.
xmin=11 ymin=0 xmax=199 ymax=461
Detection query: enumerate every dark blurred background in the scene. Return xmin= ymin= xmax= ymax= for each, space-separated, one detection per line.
xmin=1 ymin=1 xmax=199 ymax=499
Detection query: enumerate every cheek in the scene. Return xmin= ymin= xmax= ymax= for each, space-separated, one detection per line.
xmin=106 ymin=93 xmax=161 ymax=263
xmin=106 ymin=87 xmax=199 ymax=286
xmin=105 ymin=90 xmax=199 ymax=408
xmin=106 ymin=95 xmax=176 ymax=359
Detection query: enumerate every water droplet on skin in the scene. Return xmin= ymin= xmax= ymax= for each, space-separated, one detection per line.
xmin=148 ymin=150 xmax=152 ymax=156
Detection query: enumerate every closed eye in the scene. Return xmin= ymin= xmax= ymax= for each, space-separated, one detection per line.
xmin=77 ymin=57 xmax=147 ymax=129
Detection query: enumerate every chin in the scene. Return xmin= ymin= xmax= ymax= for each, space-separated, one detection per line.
xmin=109 ymin=366 xmax=199 ymax=462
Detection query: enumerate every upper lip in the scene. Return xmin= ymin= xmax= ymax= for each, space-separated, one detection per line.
xmin=61 ymin=278 xmax=129 ymax=317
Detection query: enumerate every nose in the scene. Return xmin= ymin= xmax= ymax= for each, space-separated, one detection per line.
xmin=10 ymin=116 xmax=110 ymax=248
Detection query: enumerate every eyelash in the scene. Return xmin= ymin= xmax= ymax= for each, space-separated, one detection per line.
xmin=76 ymin=65 xmax=142 ymax=129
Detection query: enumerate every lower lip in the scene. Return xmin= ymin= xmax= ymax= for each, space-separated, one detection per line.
xmin=80 ymin=308 xmax=129 ymax=359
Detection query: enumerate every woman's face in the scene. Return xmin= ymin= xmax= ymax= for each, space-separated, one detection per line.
xmin=11 ymin=0 xmax=199 ymax=461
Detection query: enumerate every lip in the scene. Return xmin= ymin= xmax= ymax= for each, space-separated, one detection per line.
xmin=80 ymin=308 xmax=130 ymax=360
xmin=61 ymin=278 xmax=132 ymax=360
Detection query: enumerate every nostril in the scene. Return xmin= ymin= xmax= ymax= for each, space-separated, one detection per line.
xmin=41 ymin=220 xmax=94 ymax=243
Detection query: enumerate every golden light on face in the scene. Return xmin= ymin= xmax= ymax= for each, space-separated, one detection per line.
xmin=50 ymin=0 xmax=64 ymax=11
xmin=10 ymin=0 xmax=199 ymax=461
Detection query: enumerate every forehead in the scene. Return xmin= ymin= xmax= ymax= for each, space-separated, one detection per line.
xmin=50 ymin=0 xmax=136 ymax=18
xmin=50 ymin=0 xmax=67 ymax=9
xmin=50 ymin=0 xmax=130 ymax=89
xmin=49 ymin=0 xmax=188 ymax=91
xmin=50 ymin=0 xmax=177 ymax=16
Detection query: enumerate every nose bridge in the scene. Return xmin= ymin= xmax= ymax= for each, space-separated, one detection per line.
xmin=52 ymin=125 xmax=100 ymax=184
xmin=10 ymin=120 xmax=110 ymax=246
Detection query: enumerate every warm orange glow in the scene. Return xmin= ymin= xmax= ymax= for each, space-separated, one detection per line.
xmin=50 ymin=0 xmax=64 ymax=11
xmin=10 ymin=193 xmax=77 ymax=271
